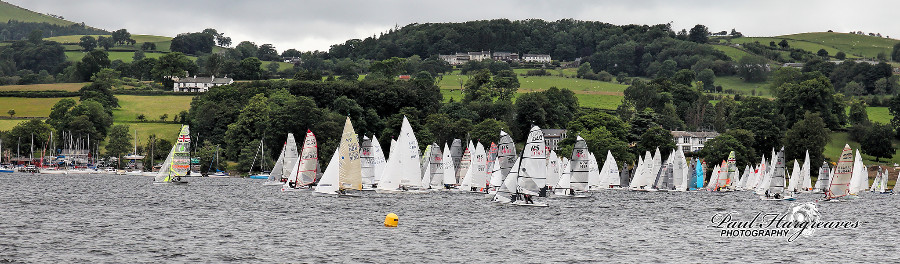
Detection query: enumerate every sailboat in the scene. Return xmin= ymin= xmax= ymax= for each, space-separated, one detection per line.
xmin=800 ymin=151 xmax=812 ymax=192
xmin=422 ymin=143 xmax=443 ymax=190
xmin=370 ymin=135 xmax=387 ymax=186
xmin=598 ymin=150 xmax=621 ymax=189
xmin=560 ymin=135 xmax=591 ymax=197
xmin=457 ymin=141 xmax=473 ymax=188
xmin=264 ymin=133 xmax=299 ymax=186
xmin=438 ymin=143 xmax=456 ymax=189
xmin=314 ymin=117 xmax=361 ymax=196
xmin=787 ymin=160 xmax=801 ymax=193
xmin=153 ymin=125 xmax=191 ymax=185
xmin=546 ymin=150 xmax=561 ymax=191
xmin=812 ymin=161 xmax=831 ymax=193
xmin=760 ymin=148 xmax=795 ymax=201
xmin=360 ymin=136 xmax=377 ymax=189
xmin=869 ymin=167 xmax=891 ymax=193
xmin=847 ymin=149 xmax=869 ymax=196
xmin=489 ymin=131 xmax=517 ymax=192
xmin=672 ymin=148 xmax=688 ymax=191
xmin=450 ymin=139 xmax=464 ymax=184
xmin=283 ymin=130 xmax=318 ymax=191
xmin=586 ymin=152 xmax=602 ymax=191
xmin=630 ymin=151 xmax=654 ymax=191
xmin=248 ymin=140 xmax=270 ymax=179
xmin=692 ymin=159 xmax=704 ymax=190
xmin=376 ymin=116 xmax=425 ymax=193
xmin=493 ymin=126 xmax=549 ymax=207
xmin=652 ymin=154 xmax=674 ymax=191
xmin=825 ymin=145 xmax=855 ymax=200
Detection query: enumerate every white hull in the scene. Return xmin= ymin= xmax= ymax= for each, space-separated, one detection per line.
xmin=262 ymin=181 xmax=284 ymax=186
xmin=40 ymin=170 xmax=68 ymax=175
xmin=511 ymin=201 xmax=549 ymax=207
xmin=153 ymin=181 xmax=188 ymax=185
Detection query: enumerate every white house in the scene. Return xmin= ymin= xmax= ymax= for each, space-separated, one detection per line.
xmin=671 ymin=131 xmax=719 ymax=153
xmin=542 ymin=129 xmax=567 ymax=151
xmin=173 ymin=75 xmax=234 ymax=92
xmin=522 ymin=54 xmax=551 ymax=63
xmin=467 ymin=51 xmax=491 ymax=61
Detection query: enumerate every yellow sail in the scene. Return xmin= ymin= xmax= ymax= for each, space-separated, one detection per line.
xmin=338 ymin=117 xmax=362 ymax=190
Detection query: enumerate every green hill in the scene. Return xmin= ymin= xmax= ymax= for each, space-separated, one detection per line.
xmin=726 ymin=32 xmax=899 ymax=59
xmin=0 ymin=1 xmax=74 ymax=25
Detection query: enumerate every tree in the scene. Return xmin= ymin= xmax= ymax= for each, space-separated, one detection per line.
xmin=697 ymin=69 xmax=715 ymax=91
xmin=106 ymin=124 xmax=132 ymax=164
xmin=136 ymin=114 xmax=146 ymax=122
xmin=257 ymin=44 xmax=280 ymax=61
xmin=778 ymin=39 xmax=790 ymax=49
xmin=159 ymin=114 xmax=168 ymax=122
xmin=6 ymin=109 xmax=13 ymax=118
xmin=737 ymin=55 xmax=769 ymax=82
xmin=152 ymin=52 xmax=197 ymax=86
xmin=491 ymin=70 xmax=519 ymax=101
xmin=893 ymin=42 xmax=900 ymax=62
xmin=235 ymin=41 xmax=258 ymax=59
xmin=132 ymin=49 xmax=145 ymax=61
xmin=672 ymin=69 xmax=696 ymax=86
xmin=469 ymin=118 xmax=511 ymax=145
xmin=4 ymin=119 xmax=52 ymax=154
xmin=141 ymin=42 xmax=156 ymax=51
xmin=224 ymin=93 xmax=270 ymax=159
xmin=848 ymin=99 xmax=869 ymax=126
xmin=237 ymin=57 xmax=264 ymax=80
xmin=860 ymin=123 xmax=895 ymax=161
xmin=97 ymin=36 xmax=114 ymax=50
xmin=775 ymin=74 xmax=845 ymax=129
xmin=75 ymin=50 xmax=110 ymax=82
xmin=889 ymin=95 xmax=900 ymax=132
xmin=783 ymin=112 xmax=829 ymax=164
xmin=26 ymin=30 xmax=42 ymax=44
xmin=577 ymin=62 xmax=593 ymax=78
xmin=835 ymin=51 xmax=846 ymax=60
xmin=699 ymin=129 xmax=755 ymax=168
xmin=170 ymin=32 xmax=215 ymax=55
xmin=688 ymin=24 xmax=709 ymax=43
xmin=111 ymin=29 xmax=132 ymax=45
xmin=635 ymin=126 xmax=676 ymax=160
xmin=79 ymin=35 xmax=97 ymax=51
xmin=817 ymin=49 xmax=829 ymax=57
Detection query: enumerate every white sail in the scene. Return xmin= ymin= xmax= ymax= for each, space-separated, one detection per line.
xmin=570 ymin=136 xmax=590 ymax=192
xmin=419 ymin=145 xmax=433 ymax=189
xmin=314 ymin=148 xmax=341 ymax=194
xmin=765 ymin=149 xmax=786 ymax=197
xmin=827 ymin=145 xmax=854 ymax=199
xmin=471 ymin=142 xmax=488 ymax=191
xmin=267 ymin=133 xmax=299 ymax=183
xmin=459 ymin=141 xmax=477 ymax=189
xmin=813 ymin=162 xmax=831 ymax=192
xmin=398 ymin=116 xmax=422 ymax=187
xmin=497 ymin=131 xmax=516 ymax=180
xmin=848 ymin=149 xmax=867 ymax=195
xmin=361 ymin=135 xmax=376 ymax=186
xmin=450 ymin=139 xmax=463 ymax=182
xmin=291 ymin=130 xmax=318 ymax=186
xmin=519 ymin=125 xmax=546 ymax=194
xmin=546 ymin=150 xmax=561 ymax=188
xmin=869 ymin=168 xmax=882 ymax=192
xmin=426 ymin=143 xmax=443 ymax=189
xmin=153 ymin=144 xmax=175 ymax=181
xmin=787 ymin=160 xmax=800 ymax=193
xmin=376 ymin=142 xmax=403 ymax=192
xmin=672 ymin=148 xmax=686 ymax=191
xmin=650 ymin=148 xmax=662 ymax=187
xmin=800 ymin=151 xmax=811 ymax=191
xmin=371 ymin=135 xmax=387 ymax=184
xmin=441 ymin=143 xmax=456 ymax=187
xmin=587 ymin=152 xmax=602 ymax=190
xmin=554 ymin=157 xmax=572 ymax=195
xmin=599 ymin=150 xmax=621 ymax=188
xmin=493 ymin=157 xmax=521 ymax=203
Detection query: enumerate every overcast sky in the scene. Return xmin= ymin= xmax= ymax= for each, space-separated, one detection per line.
xmin=9 ymin=0 xmax=899 ymax=52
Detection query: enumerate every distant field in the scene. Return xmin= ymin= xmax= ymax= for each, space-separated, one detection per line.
xmin=65 ymin=51 xmax=166 ymax=63
xmin=0 ymin=1 xmax=73 ymax=26
xmin=0 ymin=119 xmax=28 ymax=131
xmin=112 ymin=95 xmax=194 ymax=122
xmin=866 ymin=106 xmax=890 ymax=124
xmin=824 ymin=132 xmax=900 ymax=165
xmin=0 ymin=97 xmax=77 ymax=117
xmin=782 ymin=32 xmax=899 ymax=59
xmin=730 ymin=37 xmax=845 ymax=58
xmin=122 ymin=122 xmax=184 ymax=145
xmin=574 ymin=94 xmax=622 ymax=110
xmin=0 ymin=82 xmax=87 ymax=91
xmin=711 ymin=45 xmax=752 ymax=61
xmin=438 ymin=73 xmax=628 ymax=93
xmin=712 ymin=76 xmax=774 ymax=97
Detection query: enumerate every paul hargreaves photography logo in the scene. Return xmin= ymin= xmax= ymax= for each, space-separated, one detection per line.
xmin=709 ymin=202 xmax=859 ymax=242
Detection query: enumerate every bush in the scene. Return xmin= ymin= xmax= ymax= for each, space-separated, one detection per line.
xmin=525 ymin=69 xmax=550 ymax=76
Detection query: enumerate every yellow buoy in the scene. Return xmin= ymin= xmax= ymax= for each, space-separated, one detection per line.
xmin=384 ymin=213 xmax=398 ymax=227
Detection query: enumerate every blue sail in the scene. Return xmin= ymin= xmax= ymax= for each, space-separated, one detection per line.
xmin=694 ymin=159 xmax=704 ymax=190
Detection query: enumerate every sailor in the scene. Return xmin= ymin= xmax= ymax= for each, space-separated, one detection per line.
xmin=523 ymin=194 xmax=534 ymax=204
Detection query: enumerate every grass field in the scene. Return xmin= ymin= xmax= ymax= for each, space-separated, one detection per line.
xmin=711 ymin=45 xmax=753 ymax=61
xmin=0 ymin=119 xmax=28 ymax=131
xmin=729 ymin=37 xmax=845 ymax=58
xmin=824 ymin=132 xmax=900 ymax=165
xmin=866 ymin=106 xmax=890 ymax=124
xmin=0 ymin=82 xmax=88 ymax=92
xmin=112 ymin=95 xmax=194 ymax=122
xmin=712 ymin=76 xmax=774 ymax=97
xmin=0 ymin=1 xmax=73 ymax=26
xmin=65 ymin=51 xmax=167 ymax=63
xmin=0 ymin=97 xmax=77 ymax=117
xmin=782 ymin=32 xmax=899 ymax=59
xmin=121 ymin=122 xmax=184 ymax=145
xmin=437 ymin=72 xmax=627 ymax=109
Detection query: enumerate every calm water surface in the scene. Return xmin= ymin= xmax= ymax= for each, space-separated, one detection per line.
xmin=1 ymin=173 xmax=897 ymax=263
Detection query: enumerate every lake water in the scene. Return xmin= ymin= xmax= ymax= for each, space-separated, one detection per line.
xmin=1 ymin=173 xmax=897 ymax=263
